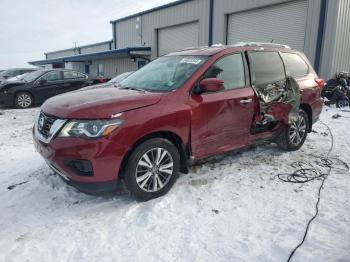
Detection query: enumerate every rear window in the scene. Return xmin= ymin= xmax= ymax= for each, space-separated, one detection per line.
xmin=249 ymin=51 xmax=285 ymax=87
xmin=281 ymin=52 xmax=309 ymax=77
xmin=63 ymin=71 xmax=87 ymax=79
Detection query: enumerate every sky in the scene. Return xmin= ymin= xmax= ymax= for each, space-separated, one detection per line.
xmin=0 ymin=0 xmax=176 ymax=69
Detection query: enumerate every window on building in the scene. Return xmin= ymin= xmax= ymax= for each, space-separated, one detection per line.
xmin=281 ymin=52 xmax=309 ymax=77
xmin=97 ymin=64 xmax=104 ymax=77
xmin=84 ymin=64 xmax=90 ymax=74
xmin=203 ymin=53 xmax=245 ymax=90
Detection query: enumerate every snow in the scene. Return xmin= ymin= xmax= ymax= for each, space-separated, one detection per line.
xmin=0 ymin=107 xmax=349 ymax=262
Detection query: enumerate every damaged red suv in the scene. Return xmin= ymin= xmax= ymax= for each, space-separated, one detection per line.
xmin=33 ymin=43 xmax=323 ymax=200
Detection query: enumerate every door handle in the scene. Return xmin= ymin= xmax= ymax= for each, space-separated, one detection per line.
xmin=240 ymin=98 xmax=252 ymax=104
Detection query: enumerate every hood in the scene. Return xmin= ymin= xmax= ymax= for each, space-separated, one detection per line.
xmin=0 ymin=80 xmax=26 ymax=88
xmin=41 ymin=88 xmax=163 ymax=119
xmin=79 ymin=82 xmax=114 ymax=91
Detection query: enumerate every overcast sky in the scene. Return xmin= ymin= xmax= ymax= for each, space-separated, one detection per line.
xmin=0 ymin=0 xmax=175 ymax=69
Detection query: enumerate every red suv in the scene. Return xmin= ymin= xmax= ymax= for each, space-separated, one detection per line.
xmin=33 ymin=43 xmax=324 ymax=200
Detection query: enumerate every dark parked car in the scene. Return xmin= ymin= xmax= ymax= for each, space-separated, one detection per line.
xmin=0 ymin=69 xmax=90 ymax=108
xmin=33 ymin=43 xmax=323 ymax=200
xmin=0 ymin=68 xmax=38 ymax=83
xmin=79 ymin=71 xmax=134 ymax=91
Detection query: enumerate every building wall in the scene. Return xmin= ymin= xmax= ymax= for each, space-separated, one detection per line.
xmin=90 ymin=57 xmax=139 ymax=78
xmin=115 ymin=0 xmax=209 ymax=58
xmin=80 ymin=42 xmax=111 ymax=54
xmin=212 ymin=0 xmax=321 ymax=64
xmin=46 ymin=49 xmax=77 ymax=59
xmin=318 ymin=0 xmax=350 ymax=79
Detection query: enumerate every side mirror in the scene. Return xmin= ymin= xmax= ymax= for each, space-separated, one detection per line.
xmin=199 ymin=78 xmax=224 ymax=93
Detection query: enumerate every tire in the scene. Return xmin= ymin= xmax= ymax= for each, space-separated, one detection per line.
xmin=277 ymin=109 xmax=309 ymax=151
xmin=15 ymin=92 xmax=34 ymax=109
xmin=124 ymin=138 xmax=180 ymax=201
xmin=336 ymin=98 xmax=349 ymax=108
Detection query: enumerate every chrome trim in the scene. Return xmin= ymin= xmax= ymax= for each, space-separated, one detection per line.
xmin=34 ymin=112 xmax=66 ymax=144
xmin=47 ymin=162 xmax=70 ymax=181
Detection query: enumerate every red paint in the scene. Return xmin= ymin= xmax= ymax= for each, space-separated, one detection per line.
xmin=33 ymin=46 xmax=323 ymax=185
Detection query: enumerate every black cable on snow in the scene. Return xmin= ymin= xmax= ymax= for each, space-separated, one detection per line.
xmin=275 ymin=121 xmax=349 ymax=262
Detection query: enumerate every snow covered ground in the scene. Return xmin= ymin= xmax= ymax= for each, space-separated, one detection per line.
xmin=0 ymin=107 xmax=349 ymax=262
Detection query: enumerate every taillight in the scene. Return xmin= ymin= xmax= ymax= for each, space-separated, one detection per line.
xmin=315 ymin=78 xmax=325 ymax=90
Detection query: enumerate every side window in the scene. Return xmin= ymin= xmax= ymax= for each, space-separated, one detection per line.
xmin=249 ymin=51 xmax=286 ymax=88
xmin=77 ymin=72 xmax=88 ymax=79
xmin=41 ymin=71 xmax=61 ymax=82
xmin=281 ymin=52 xmax=309 ymax=77
xmin=63 ymin=71 xmax=78 ymax=79
xmin=203 ymin=53 xmax=245 ymax=90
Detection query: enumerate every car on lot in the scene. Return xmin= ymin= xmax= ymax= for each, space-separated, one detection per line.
xmin=110 ymin=71 xmax=134 ymax=85
xmin=80 ymin=71 xmax=135 ymax=90
xmin=0 ymin=68 xmax=38 ymax=83
xmin=0 ymin=69 xmax=90 ymax=108
xmin=33 ymin=43 xmax=324 ymax=201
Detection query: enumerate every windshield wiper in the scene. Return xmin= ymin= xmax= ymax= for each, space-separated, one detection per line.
xmin=119 ymin=86 xmax=145 ymax=92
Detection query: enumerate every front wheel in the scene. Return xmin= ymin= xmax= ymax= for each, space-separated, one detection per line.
xmin=124 ymin=138 xmax=180 ymax=201
xmin=277 ymin=109 xmax=309 ymax=151
xmin=15 ymin=92 xmax=34 ymax=109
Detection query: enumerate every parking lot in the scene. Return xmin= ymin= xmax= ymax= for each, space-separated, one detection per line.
xmin=0 ymin=107 xmax=349 ymax=262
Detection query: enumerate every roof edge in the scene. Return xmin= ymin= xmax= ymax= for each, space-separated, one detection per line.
xmin=110 ymin=0 xmax=192 ymax=24
xmin=45 ymin=40 xmax=113 ymax=55
xmin=30 ymin=47 xmax=151 ymax=65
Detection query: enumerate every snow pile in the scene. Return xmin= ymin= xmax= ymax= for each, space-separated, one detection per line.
xmin=0 ymin=107 xmax=349 ymax=262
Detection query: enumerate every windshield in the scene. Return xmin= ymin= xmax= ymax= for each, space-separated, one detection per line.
xmin=119 ymin=56 xmax=207 ymax=92
xmin=22 ymin=70 xmax=45 ymax=82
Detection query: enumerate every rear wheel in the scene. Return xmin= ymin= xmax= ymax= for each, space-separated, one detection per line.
xmin=124 ymin=138 xmax=180 ymax=201
xmin=277 ymin=109 xmax=309 ymax=151
xmin=15 ymin=92 xmax=34 ymax=109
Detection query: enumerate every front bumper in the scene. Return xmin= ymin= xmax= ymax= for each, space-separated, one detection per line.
xmin=33 ymin=129 xmax=129 ymax=195
xmin=49 ymin=162 xmax=119 ymax=195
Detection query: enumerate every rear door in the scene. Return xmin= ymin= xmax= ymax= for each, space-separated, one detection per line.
xmin=34 ymin=71 xmax=64 ymax=103
xmin=190 ymin=53 xmax=255 ymax=159
xmin=62 ymin=71 xmax=88 ymax=92
xmin=248 ymin=51 xmax=291 ymax=123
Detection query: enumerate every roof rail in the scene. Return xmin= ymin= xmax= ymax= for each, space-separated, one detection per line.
xmin=230 ymin=42 xmax=291 ymax=49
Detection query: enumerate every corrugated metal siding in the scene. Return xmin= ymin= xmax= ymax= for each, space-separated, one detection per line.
xmin=46 ymin=49 xmax=77 ymax=59
xmin=80 ymin=43 xmax=110 ymax=54
xmin=158 ymin=22 xmax=199 ymax=56
xmin=331 ymin=0 xmax=350 ymax=75
xmin=213 ymin=0 xmax=321 ymax=63
xmin=226 ymin=0 xmax=308 ymax=51
xmin=90 ymin=57 xmax=138 ymax=78
xmin=115 ymin=0 xmax=209 ymax=59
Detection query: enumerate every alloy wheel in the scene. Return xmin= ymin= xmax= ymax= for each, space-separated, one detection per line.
xmin=17 ymin=94 xmax=32 ymax=108
xmin=135 ymin=147 xmax=174 ymax=192
xmin=289 ymin=114 xmax=307 ymax=146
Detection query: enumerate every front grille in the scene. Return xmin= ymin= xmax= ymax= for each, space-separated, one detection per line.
xmin=38 ymin=112 xmax=57 ymax=138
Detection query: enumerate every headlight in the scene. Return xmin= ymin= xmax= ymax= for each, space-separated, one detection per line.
xmin=58 ymin=118 xmax=123 ymax=138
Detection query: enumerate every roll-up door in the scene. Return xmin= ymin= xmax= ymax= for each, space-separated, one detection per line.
xmin=158 ymin=22 xmax=199 ymax=56
xmin=227 ymin=1 xmax=308 ymax=51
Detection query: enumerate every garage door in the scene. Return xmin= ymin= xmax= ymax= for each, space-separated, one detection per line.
xmin=227 ymin=0 xmax=308 ymax=51
xmin=158 ymin=22 xmax=199 ymax=56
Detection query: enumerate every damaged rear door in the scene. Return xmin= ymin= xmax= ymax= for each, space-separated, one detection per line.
xmin=247 ymin=50 xmax=297 ymax=128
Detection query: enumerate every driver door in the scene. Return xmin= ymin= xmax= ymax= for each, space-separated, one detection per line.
xmin=189 ymin=53 xmax=256 ymax=159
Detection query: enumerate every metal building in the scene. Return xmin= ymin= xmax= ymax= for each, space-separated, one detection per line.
xmin=30 ymin=0 xmax=350 ymax=79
